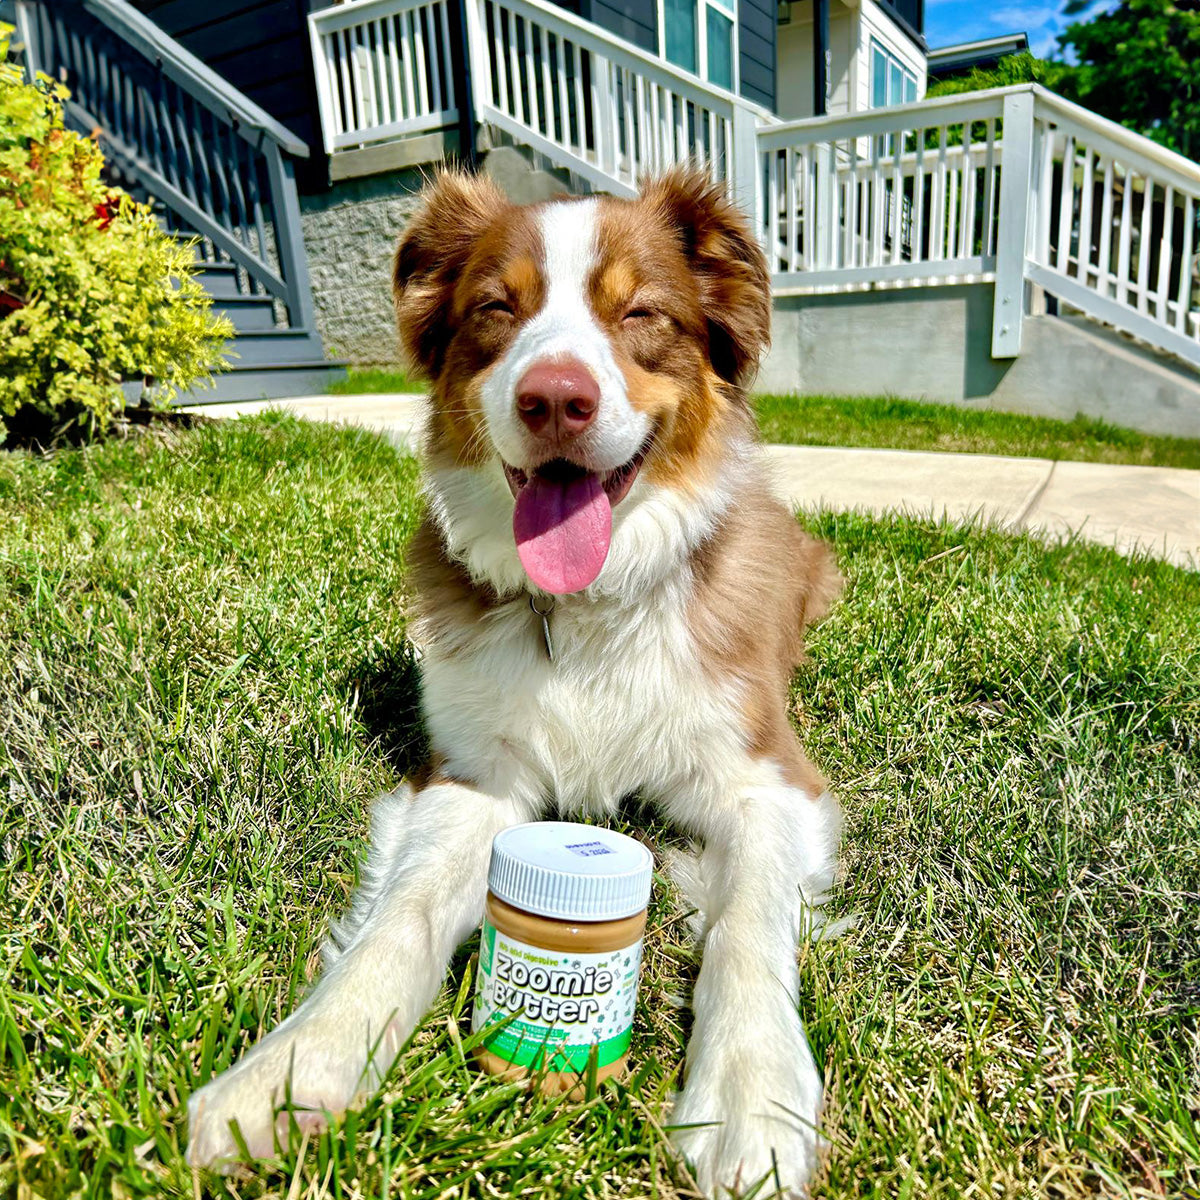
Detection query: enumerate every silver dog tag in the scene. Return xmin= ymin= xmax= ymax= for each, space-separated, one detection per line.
xmin=529 ymin=594 xmax=555 ymax=663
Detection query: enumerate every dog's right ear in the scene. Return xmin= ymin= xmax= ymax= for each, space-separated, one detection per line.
xmin=393 ymin=170 xmax=507 ymax=379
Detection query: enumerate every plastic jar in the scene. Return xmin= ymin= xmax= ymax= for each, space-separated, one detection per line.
xmin=471 ymin=822 xmax=654 ymax=1094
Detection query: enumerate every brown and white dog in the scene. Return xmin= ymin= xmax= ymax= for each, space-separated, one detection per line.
xmin=187 ymin=167 xmax=843 ymax=1196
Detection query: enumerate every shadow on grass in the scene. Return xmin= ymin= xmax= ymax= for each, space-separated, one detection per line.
xmin=344 ymin=639 xmax=430 ymax=778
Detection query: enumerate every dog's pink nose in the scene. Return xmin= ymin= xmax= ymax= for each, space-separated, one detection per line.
xmin=516 ymin=358 xmax=599 ymax=441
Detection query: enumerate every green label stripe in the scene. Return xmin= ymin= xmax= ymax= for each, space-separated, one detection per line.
xmin=479 ymin=1015 xmax=632 ymax=1070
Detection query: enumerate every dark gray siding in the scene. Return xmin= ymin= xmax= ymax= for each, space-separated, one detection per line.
xmin=574 ymin=0 xmax=776 ymax=110
xmin=131 ymin=0 xmax=326 ymax=187
xmin=577 ymin=0 xmax=657 ymax=54
xmin=737 ymin=0 xmax=774 ymax=109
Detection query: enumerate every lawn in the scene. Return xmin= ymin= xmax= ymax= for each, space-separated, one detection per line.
xmin=754 ymin=393 xmax=1200 ymax=470
xmin=2 ymin=416 xmax=1197 ymax=1199
xmin=325 ymin=372 xmax=1200 ymax=470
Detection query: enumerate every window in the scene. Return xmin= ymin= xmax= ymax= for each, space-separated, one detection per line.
xmin=870 ymin=39 xmax=917 ymax=108
xmin=661 ymin=0 xmax=737 ymax=91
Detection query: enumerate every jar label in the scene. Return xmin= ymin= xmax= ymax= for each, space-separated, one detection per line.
xmin=471 ymin=918 xmax=643 ymax=1072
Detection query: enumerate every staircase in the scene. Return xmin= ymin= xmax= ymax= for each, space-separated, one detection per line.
xmin=19 ymin=0 xmax=342 ymax=401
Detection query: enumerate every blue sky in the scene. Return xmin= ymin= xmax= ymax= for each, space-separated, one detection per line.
xmin=925 ymin=0 xmax=1082 ymax=56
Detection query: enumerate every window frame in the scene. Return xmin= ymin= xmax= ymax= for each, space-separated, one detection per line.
xmin=657 ymin=0 xmax=740 ymax=94
xmin=869 ymin=36 xmax=917 ymax=109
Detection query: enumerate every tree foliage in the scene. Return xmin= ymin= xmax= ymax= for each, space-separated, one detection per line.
xmin=927 ymin=2 xmax=1199 ymax=161
xmin=0 ymin=24 xmax=232 ymax=441
xmin=1059 ymin=0 xmax=1199 ymax=159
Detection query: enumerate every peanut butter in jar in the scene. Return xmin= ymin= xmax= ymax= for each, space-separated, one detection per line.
xmin=471 ymin=822 xmax=654 ymax=1095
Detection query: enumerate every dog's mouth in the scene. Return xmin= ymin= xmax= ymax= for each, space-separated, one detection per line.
xmin=503 ymin=439 xmax=652 ymax=596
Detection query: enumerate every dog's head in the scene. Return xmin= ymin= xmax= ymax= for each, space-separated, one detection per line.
xmin=393 ymin=167 xmax=770 ymax=596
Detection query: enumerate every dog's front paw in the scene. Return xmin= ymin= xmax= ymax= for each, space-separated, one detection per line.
xmin=670 ymin=1039 xmax=824 ymax=1198
xmin=187 ymin=1018 xmax=375 ymax=1169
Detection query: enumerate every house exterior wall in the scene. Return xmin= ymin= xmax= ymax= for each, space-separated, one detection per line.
xmin=776 ymin=0 xmax=925 ymax=119
xmin=738 ymin=0 xmax=777 ymax=109
xmin=582 ymin=0 xmax=658 ymax=52
xmin=776 ymin=3 xmax=857 ymax=119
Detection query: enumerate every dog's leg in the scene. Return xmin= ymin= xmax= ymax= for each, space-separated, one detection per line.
xmin=187 ymin=778 xmax=536 ymax=1168
xmin=669 ymin=776 xmax=840 ymax=1198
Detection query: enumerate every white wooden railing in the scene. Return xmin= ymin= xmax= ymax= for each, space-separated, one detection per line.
xmin=1026 ymin=88 xmax=1200 ymax=369
xmin=760 ymin=86 xmax=1200 ymax=366
xmin=306 ymin=3 xmax=1200 ymax=372
xmin=466 ymin=0 xmax=767 ymax=202
xmin=309 ymin=0 xmax=459 ymax=153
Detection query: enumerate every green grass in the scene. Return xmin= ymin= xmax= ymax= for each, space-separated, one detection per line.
xmin=754 ymin=393 xmax=1200 ymax=469
xmin=327 ymin=368 xmax=424 ymax=395
xmin=2 ymin=417 xmax=1197 ymax=1199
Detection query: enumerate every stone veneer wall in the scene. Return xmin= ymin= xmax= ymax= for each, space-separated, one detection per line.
xmin=299 ymin=169 xmax=426 ymax=370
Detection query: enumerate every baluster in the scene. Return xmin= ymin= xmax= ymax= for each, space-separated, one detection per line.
xmin=505 ymin=12 xmax=523 ymax=124
xmin=555 ymin=34 xmax=571 ymax=147
xmin=1055 ymin=134 xmax=1075 ymax=274
xmin=438 ymin=2 xmax=456 ymax=111
xmin=845 ymin=138 xmax=858 ymax=268
xmin=1176 ymin=196 xmax=1194 ymax=335
xmin=226 ymin=127 xmax=252 ymax=278
xmin=401 ymin=10 xmax=420 ymax=119
xmin=945 ymin=154 xmax=958 ymax=264
xmin=191 ymin=102 xmax=217 ymax=222
xmin=1135 ymin=173 xmax=1155 ymax=313
xmin=1034 ymin=118 xmax=1054 ymax=263
xmin=1075 ymin=146 xmax=1094 ymax=285
xmin=636 ymin=74 xmax=649 ymax=175
xmin=802 ymin=145 xmax=815 ymax=271
xmin=1115 ymin=160 xmax=1134 ymax=304
xmin=382 ymin=17 xmax=400 ymax=124
xmin=571 ymin=43 xmax=586 ymax=153
xmin=521 ymin=17 xmax=540 ymax=134
xmin=1096 ymin=157 xmax=1114 ymax=297
xmin=1155 ymin=185 xmax=1175 ymax=324
xmin=958 ymin=122 xmax=974 ymax=258
xmin=981 ymin=118 xmax=996 ymax=257
xmin=785 ymin=147 xmax=798 ymax=274
xmin=538 ymin=25 xmax=554 ymax=139
xmin=321 ymin=33 xmax=343 ymax=137
xmin=622 ymin=68 xmax=635 ymax=179
xmin=245 ymin=145 xmax=271 ymax=281
xmin=767 ymin=149 xmax=779 ymax=272
xmin=870 ymin=135 xmax=885 ymax=267
xmin=209 ymin=113 xmax=234 ymax=239
xmin=913 ymin=131 xmax=926 ymax=264
xmin=349 ymin=24 xmax=368 ymax=129
xmin=890 ymin=128 xmax=904 ymax=264
xmin=156 ymin=72 xmax=182 ymax=192
xmin=174 ymin=91 xmax=201 ymax=206
xmin=931 ymin=129 xmax=947 ymax=261
xmin=337 ymin=29 xmax=356 ymax=134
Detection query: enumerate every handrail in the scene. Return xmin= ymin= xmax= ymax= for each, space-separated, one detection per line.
xmin=760 ymin=83 xmax=1020 ymax=143
xmin=78 ymin=0 xmax=309 ymax=156
xmin=1032 ymin=85 xmax=1200 ymax=193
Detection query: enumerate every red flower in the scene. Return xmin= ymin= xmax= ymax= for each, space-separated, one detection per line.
xmin=0 ymin=291 xmax=24 ymax=313
xmin=94 ymin=194 xmax=120 ymax=231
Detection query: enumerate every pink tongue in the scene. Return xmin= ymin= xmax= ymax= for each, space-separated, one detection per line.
xmin=513 ymin=472 xmax=613 ymax=594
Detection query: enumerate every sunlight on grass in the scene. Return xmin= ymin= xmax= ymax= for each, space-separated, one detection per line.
xmin=1 ymin=418 xmax=1197 ymax=1198
xmin=754 ymin=393 xmax=1200 ymax=469
xmin=327 ymin=368 xmax=424 ymax=395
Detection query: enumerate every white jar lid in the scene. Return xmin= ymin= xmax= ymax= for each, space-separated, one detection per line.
xmin=487 ymin=822 xmax=654 ymax=922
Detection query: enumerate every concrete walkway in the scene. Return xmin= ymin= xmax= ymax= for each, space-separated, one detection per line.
xmin=184 ymin=394 xmax=1200 ymax=570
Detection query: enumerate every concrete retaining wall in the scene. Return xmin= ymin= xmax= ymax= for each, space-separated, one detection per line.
xmin=756 ymin=283 xmax=1200 ymax=439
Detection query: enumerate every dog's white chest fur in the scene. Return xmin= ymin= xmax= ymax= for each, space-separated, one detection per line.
xmin=419 ymin=578 xmax=745 ymax=817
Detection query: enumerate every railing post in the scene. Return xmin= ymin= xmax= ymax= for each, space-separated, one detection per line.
xmin=992 ymin=88 xmax=1035 ymax=358
xmin=462 ymin=0 xmax=491 ymax=117
xmin=263 ymin=142 xmax=319 ymax=335
xmin=730 ymin=100 xmax=759 ymax=224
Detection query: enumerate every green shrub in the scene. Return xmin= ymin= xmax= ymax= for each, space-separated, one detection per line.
xmin=0 ymin=24 xmax=232 ymax=440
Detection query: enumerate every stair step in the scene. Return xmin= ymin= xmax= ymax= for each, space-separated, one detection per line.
xmin=220 ymin=329 xmax=328 ymax=368
xmin=213 ymin=296 xmax=281 ymax=333
xmin=181 ymin=362 xmax=348 ymax=403
xmin=194 ymin=261 xmax=249 ymax=300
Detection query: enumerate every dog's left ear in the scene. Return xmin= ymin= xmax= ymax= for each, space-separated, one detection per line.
xmin=641 ymin=167 xmax=771 ymax=387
